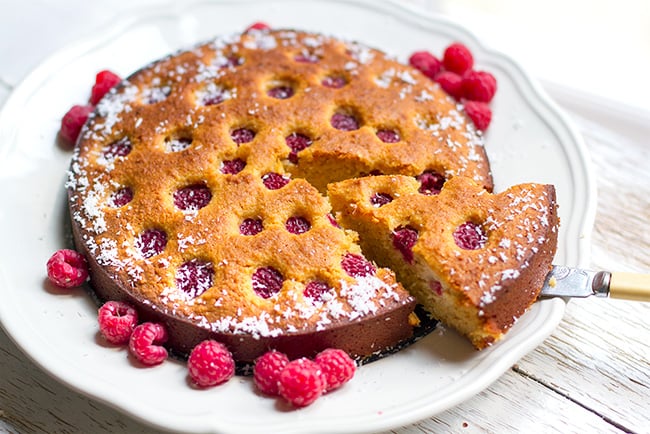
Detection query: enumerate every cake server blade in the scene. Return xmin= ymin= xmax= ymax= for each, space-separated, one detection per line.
xmin=539 ymin=265 xmax=650 ymax=302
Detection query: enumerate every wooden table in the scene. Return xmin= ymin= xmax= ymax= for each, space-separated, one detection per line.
xmin=1 ymin=1 xmax=649 ymax=433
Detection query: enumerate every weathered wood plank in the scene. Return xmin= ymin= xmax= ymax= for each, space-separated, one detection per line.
xmin=515 ymin=106 xmax=650 ymax=434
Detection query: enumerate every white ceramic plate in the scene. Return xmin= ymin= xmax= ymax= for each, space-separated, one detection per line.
xmin=0 ymin=1 xmax=595 ymax=433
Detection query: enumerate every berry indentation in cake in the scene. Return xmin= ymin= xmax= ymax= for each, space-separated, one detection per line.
xmin=453 ymin=221 xmax=487 ymax=250
xmin=196 ymin=83 xmax=231 ymax=106
xmin=267 ymin=80 xmax=295 ymax=99
xmin=136 ymin=229 xmax=167 ymax=258
xmin=173 ymin=184 xmax=212 ymax=211
xmin=417 ymin=170 xmax=446 ymax=195
xmin=322 ymin=75 xmax=347 ymax=89
xmin=165 ymin=137 xmax=192 ymax=153
xmin=326 ymin=213 xmax=340 ymax=228
xmin=376 ymin=129 xmax=401 ymax=143
xmin=176 ymin=259 xmax=214 ymax=298
xmin=370 ymin=192 xmax=393 ymax=207
xmin=341 ymin=253 xmax=376 ymax=277
xmin=285 ymin=216 xmax=311 ymax=234
xmin=392 ymin=226 xmax=419 ymax=264
xmin=294 ymin=51 xmax=320 ymax=63
xmin=252 ymin=266 xmax=284 ymax=299
xmin=143 ymin=84 xmax=172 ymax=104
xmin=231 ymin=128 xmax=256 ymax=144
xmin=220 ymin=158 xmax=246 ymax=174
xmin=331 ymin=112 xmax=360 ymax=131
xmin=240 ymin=218 xmax=263 ymax=236
xmin=262 ymin=172 xmax=290 ymax=190
xmin=285 ymin=133 xmax=313 ymax=164
xmin=109 ymin=187 xmax=133 ymax=207
xmin=304 ymin=280 xmax=332 ymax=303
xmin=104 ymin=137 xmax=132 ymax=161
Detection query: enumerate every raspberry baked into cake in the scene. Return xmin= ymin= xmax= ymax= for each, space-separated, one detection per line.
xmin=66 ymin=27 xmax=551 ymax=363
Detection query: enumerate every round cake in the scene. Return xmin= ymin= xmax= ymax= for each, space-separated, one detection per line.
xmin=66 ymin=28 xmax=493 ymax=362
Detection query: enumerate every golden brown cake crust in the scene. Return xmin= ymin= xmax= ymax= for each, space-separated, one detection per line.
xmin=328 ymin=175 xmax=559 ymax=348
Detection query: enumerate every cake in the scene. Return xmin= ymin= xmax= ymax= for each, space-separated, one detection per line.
xmin=66 ymin=28 xmax=497 ymax=362
xmin=328 ymin=175 xmax=559 ymax=348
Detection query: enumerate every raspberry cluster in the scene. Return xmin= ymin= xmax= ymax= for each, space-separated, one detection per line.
xmin=253 ymin=348 xmax=356 ymax=407
xmin=59 ymin=70 xmax=122 ymax=146
xmin=409 ymin=42 xmax=497 ymax=131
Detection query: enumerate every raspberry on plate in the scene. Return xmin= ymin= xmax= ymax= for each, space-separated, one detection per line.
xmin=90 ymin=70 xmax=121 ymax=105
xmin=253 ymin=350 xmax=290 ymax=396
xmin=442 ymin=42 xmax=474 ymax=75
xmin=464 ymin=100 xmax=493 ymax=131
xmin=408 ymin=51 xmax=442 ymax=79
xmin=245 ymin=22 xmax=270 ymax=32
xmin=46 ymin=249 xmax=88 ymax=288
xmin=462 ymin=70 xmax=497 ymax=103
xmin=128 ymin=322 xmax=168 ymax=366
xmin=187 ymin=340 xmax=235 ymax=387
xmin=97 ymin=301 xmax=138 ymax=345
xmin=278 ymin=358 xmax=325 ymax=407
xmin=434 ymin=71 xmax=464 ymax=100
xmin=60 ymin=105 xmax=93 ymax=146
xmin=314 ymin=348 xmax=356 ymax=392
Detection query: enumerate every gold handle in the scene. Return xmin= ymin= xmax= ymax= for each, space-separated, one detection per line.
xmin=609 ymin=272 xmax=650 ymax=302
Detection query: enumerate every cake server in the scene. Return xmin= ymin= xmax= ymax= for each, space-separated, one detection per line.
xmin=539 ymin=265 xmax=650 ymax=301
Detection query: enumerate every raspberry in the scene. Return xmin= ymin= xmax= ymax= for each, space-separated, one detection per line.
xmin=443 ymin=42 xmax=474 ymax=75
xmin=46 ymin=249 xmax=88 ymax=288
xmin=314 ymin=349 xmax=356 ymax=392
xmin=220 ymin=158 xmax=246 ymax=174
xmin=327 ymin=213 xmax=341 ymax=228
xmin=341 ymin=253 xmax=376 ymax=277
xmin=434 ymin=71 xmax=464 ymax=100
xmin=462 ymin=70 xmax=497 ymax=103
xmin=322 ymin=75 xmax=347 ymax=89
xmin=331 ymin=113 xmax=359 ymax=131
xmin=97 ymin=301 xmax=138 ymax=345
xmin=253 ymin=350 xmax=289 ymax=395
xmin=429 ymin=279 xmax=443 ymax=296
xmin=304 ymin=280 xmax=332 ymax=303
xmin=173 ymin=184 xmax=212 ymax=211
xmin=278 ymin=358 xmax=325 ymax=407
xmin=453 ymin=222 xmax=487 ymax=250
xmin=135 ymin=229 xmax=167 ymax=258
xmin=246 ymin=22 xmax=270 ymax=32
xmin=267 ymin=86 xmax=294 ymax=99
xmin=231 ymin=127 xmax=255 ymax=144
xmin=60 ymin=105 xmax=93 ymax=146
xmin=464 ymin=101 xmax=492 ymax=131
xmin=295 ymin=52 xmax=320 ymax=63
xmin=376 ymin=129 xmax=400 ymax=143
xmin=286 ymin=133 xmax=313 ymax=163
xmin=392 ymin=226 xmax=419 ymax=264
xmin=286 ymin=216 xmax=311 ymax=234
xmin=240 ymin=218 xmax=263 ymax=235
xmin=262 ymin=172 xmax=290 ymax=190
xmin=109 ymin=187 xmax=133 ymax=207
xmin=176 ymin=260 xmax=214 ymax=298
xmin=187 ymin=340 xmax=235 ymax=387
xmin=417 ymin=170 xmax=446 ymax=195
xmin=370 ymin=192 xmax=393 ymax=207
xmin=252 ymin=266 xmax=284 ymax=299
xmin=90 ymin=70 xmax=121 ymax=105
xmin=104 ymin=137 xmax=132 ymax=160
xmin=408 ymin=51 xmax=442 ymax=79
xmin=128 ymin=322 xmax=168 ymax=366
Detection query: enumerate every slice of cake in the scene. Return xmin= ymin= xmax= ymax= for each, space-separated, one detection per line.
xmin=328 ymin=175 xmax=559 ymax=348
